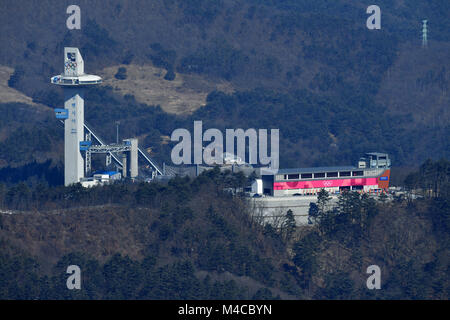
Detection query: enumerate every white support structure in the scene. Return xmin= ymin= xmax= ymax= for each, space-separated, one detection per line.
xmin=85 ymin=132 xmax=92 ymax=175
xmin=65 ymin=88 xmax=85 ymax=185
xmin=51 ymin=47 xmax=102 ymax=186
xmin=106 ymin=153 xmax=112 ymax=166
xmin=52 ymin=47 xmax=167 ymax=184
xmin=125 ymin=138 xmax=138 ymax=178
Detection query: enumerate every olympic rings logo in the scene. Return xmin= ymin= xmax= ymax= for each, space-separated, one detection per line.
xmin=65 ymin=61 xmax=77 ymax=70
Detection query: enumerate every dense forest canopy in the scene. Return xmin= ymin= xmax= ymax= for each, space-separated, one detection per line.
xmin=0 ymin=0 xmax=448 ymax=300
xmin=0 ymin=160 xmax=449 ymax=299
xmin=0 ymin=0 xmax=448 ymax=179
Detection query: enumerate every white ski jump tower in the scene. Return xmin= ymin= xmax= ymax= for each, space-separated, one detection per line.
xmin=51 ymin=47 xmax=165 ymax=186
xmin=51 ymin=47 xmax=102 ymax=186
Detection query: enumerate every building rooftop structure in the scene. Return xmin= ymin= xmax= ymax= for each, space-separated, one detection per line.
xmin=274 ymin=166 xmax=357 ymax=175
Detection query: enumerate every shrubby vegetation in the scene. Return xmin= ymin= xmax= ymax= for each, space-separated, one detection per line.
xmin=0 ymin=160 xmax=448 ymax=299
xmin=73 ymin=85 xmax=448 ymax=171
xmin=0 ymin=168 xmax=290 ymax=299
xmin=114 ymin=67 xmax=127 ymax=80
xmin=7 ymin=66 xmax=25 ymax=89
xmin=0 ymin=103 xmax=63 ymax=172
xmin=1 ymin=1 xmax=448 ymax=174
xmin=295 ymin=159 xmax=450 ymax=299
xmin=0 ymin=1 xmax=448 ymax=299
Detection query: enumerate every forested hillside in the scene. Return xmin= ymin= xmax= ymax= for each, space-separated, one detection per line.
xmin=0 ymin=0 xmax=448 ymax=300
xmin=0 ymin=0 xmax=449 ymax=182
xmin=0 ymin=160 xmax=449 ymax=299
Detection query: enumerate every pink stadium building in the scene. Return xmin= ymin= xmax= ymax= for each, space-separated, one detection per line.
xmin=260 ymin=153 xmax=391 ymax=197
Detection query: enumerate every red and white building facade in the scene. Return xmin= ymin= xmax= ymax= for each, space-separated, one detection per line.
xmin=261 ymin=153 xmax=391 ymax=197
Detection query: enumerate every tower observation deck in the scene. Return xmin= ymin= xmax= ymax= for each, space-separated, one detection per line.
xmin=51 ymin=47 xmax=102 ymax=186
xmin=52 ymin=47 xmax=169 ymax=186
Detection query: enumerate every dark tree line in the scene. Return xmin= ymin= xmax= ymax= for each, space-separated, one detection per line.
xmin=1 ymin=159 xmax=448 ymax=299
xmin=0 ymin=252 xmax=269 ymax=300
xmin=290 ymin=160 xmax=450 ymax=299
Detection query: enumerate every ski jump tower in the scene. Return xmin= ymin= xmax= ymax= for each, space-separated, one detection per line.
xmin=51 ymin=47 xmax=164 ymax=186
xmin=51 ymin=47 xmax=102 ymax=186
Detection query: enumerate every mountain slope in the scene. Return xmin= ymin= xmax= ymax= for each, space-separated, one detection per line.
xmin=0 ymin=0 xmax=448 ymax=179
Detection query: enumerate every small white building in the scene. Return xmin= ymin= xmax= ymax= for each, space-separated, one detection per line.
xmin=251 ymin=179 xmax=263 ymax=195
xmin=80 ymin=171 xmax=121 ymax=188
